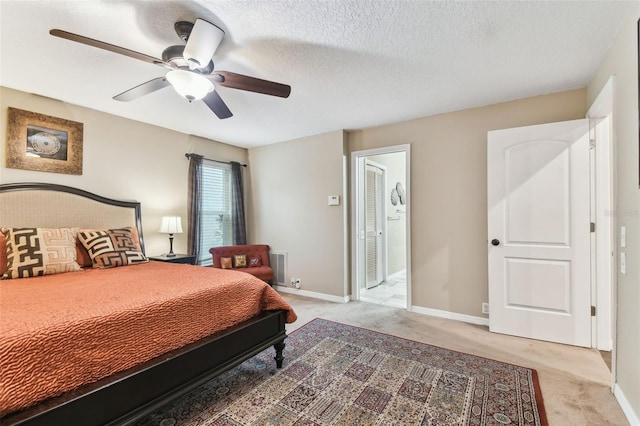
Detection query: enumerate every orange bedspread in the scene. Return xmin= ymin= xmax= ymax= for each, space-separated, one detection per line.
xmin=0 ymin=261 xmax=296 ymax=416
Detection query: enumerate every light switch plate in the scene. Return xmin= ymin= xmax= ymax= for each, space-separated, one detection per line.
xmin=328 ymin=195 xmax=340 ymax=206
xmin=620 ymin=226 xmax=626 ymax=248
xmin=620 ymin=252 xmax=626 ymax=274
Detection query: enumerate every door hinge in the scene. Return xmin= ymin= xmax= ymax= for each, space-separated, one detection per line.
xmin=590 ymin=222 xmax=596 ymax=233
xmin=591 ymin=306 xmax=596 ymax=316
xmin=589 ymin=139 xmax=596 ymax=149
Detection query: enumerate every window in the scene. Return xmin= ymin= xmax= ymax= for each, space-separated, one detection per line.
xmin=198 ymin=160 xmax=232 ymax=266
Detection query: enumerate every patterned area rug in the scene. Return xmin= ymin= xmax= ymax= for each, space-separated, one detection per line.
xmin=135 ymin=318 xmax=548 ymax=425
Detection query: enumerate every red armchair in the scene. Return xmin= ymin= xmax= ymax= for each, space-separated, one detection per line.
xmin=209 ymin=244 xmax=274 ymax=284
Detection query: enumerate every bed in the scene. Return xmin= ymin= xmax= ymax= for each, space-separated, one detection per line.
xmin=0 ymin=182 xmax=297 ymax=425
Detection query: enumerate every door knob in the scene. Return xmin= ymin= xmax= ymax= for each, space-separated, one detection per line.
xmin=491 ymin=239 xmax=500 ymax=246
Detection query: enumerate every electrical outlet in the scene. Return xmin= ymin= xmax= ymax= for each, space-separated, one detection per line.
xmin=482 ymin=303 xmax=489 ymax=314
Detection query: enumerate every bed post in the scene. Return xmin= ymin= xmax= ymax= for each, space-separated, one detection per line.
xmin=274 ymin=340 xmax=285 ymax=368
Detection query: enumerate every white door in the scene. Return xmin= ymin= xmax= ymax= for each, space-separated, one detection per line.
xmin=365 ymin=163 xmax=385 ymax=289
xmin=487 ymin=119 xmax=591 ymax=347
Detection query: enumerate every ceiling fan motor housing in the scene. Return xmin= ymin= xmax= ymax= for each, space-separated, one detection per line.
xmin=162 ymin=45 xmax=188 ymax=67
xmin=162 ymin=45 xmax=214 ymax=73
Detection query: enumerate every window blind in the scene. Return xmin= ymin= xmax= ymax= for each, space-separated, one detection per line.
xmin=198 ymin=160 xmax=232 ymax=266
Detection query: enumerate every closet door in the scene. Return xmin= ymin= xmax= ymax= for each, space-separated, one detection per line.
xmin=365 ymin=163 xmax=384 ymax=288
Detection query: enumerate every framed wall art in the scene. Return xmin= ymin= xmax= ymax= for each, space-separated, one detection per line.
xmin=6 ymin=107 xmax=83 ymax=175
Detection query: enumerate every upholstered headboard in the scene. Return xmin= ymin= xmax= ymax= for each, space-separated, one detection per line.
xmin=0 ymin=183 xmax=144 ymax=251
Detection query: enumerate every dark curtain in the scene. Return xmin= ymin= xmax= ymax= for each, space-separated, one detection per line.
xmin=230 ymin=161 xmax=247 ymax=245
xmin=187 ymin=154 xmax=204 ymax=264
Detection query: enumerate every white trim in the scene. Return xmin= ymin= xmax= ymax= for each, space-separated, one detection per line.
xmin=586 ymin=76 xmax=616 ymax=388
xmin=614 ymin=384 xmax=640 ymax=426
xmin=342 ymin=151 xmax=350 ymax=299
xmin=411 ymin=305 xmax=490 ymax=326
xmin=275 ymin=285 xmax=350 ymax=304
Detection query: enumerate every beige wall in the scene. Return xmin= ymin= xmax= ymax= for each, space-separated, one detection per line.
xmin=248 ymin=130 xmax=348 ymax=298
xmin=0 ymin=86 xmax=248 ymax=257
xmin=588 ymin=8 xmax=640 ymax=420
xmin=349 ymin=89 xmax=587 ymax=317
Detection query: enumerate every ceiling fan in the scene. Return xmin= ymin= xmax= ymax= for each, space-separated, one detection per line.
xmin=50 ymin=19 xmax=291 ymax=119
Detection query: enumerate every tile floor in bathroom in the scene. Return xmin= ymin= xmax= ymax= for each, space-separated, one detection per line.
xmin=359 ymin=269 xmax=407 ymax=308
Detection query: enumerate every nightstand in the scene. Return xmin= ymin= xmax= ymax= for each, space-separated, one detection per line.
xmin=149 ymin=254 xmax=196 ymax=265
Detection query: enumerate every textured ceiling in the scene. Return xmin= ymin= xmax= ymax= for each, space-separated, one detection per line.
xmin=0 ymin=1 xmax=634 ymax=148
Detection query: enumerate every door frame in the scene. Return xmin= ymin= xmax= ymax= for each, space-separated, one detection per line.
xmin=586 ymin=76 xmax=616 ymax=387
xmin=364 ymin=159 xmax=388 ymax=288
xmin=351 ymin=144 xmax=411 ymax=309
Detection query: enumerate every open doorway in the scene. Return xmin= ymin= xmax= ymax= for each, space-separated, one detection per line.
xmin=351 ymin=145 xmax=411 ymax=310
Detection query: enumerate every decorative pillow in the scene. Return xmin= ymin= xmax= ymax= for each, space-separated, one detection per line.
xmin=75 ymin=238 xmax=93 ymax=268
xmin=248 ymin=256 xmax=262 ymax=267
xmin=233 ymin=254 xmax=247 ymax=268
xmin=78 ymin=228 xmax=148 ymax=269
xmin=220 ymin=257 xmax=233 ymax=269
xmin=75 ymin=226 xmax=141 ymax=268
xmin=1 ymin=227 xmax=81 ymax=279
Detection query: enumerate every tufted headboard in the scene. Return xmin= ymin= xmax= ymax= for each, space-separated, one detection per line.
xmin=0 ymin=182 xmax=144 ymax=252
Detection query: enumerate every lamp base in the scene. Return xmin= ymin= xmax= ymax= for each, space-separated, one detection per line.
xmin=167 ymin=234 xmax=176 ymax=257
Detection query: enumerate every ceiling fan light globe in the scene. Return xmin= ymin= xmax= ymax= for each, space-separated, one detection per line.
xmin=166 ymin=70 xmax=213 ymax=101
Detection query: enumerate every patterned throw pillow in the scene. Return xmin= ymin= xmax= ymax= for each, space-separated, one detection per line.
xmin=233 ymin=254 xmax=247 ymax=268
xmin=248 ymin=256 xmax=262 ymax=267
xmin=75 ymin=226 xmax=142 ymax=268
xmin=78 ymin=228 xmax=148 ymax=269
xmin=1 ymin=227 xmax=81 ymax=279
xmin=220 ymin=257 xmax=233 ymax=269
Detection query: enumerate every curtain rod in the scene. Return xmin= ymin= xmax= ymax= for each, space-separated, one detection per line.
xmin=184 ymin=153 xmax=247 ymax=167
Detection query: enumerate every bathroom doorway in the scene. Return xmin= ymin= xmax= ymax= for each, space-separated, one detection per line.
xmin=351 ymin=145 xmax=411 ymax=309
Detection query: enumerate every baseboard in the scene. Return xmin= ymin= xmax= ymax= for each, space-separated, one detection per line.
xmin=614 ymin=383 xmax=640 ymax=426
xmin=278 ymin=287 xmax=489 ymax=326
xmin=411 ymin=305 xmax=490 ymax=326
xmin=275 ymin=285 xmax=350 ymax=304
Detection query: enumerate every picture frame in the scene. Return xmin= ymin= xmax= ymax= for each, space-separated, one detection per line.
xmin=6 ymin=107 xmax=83 ymax=175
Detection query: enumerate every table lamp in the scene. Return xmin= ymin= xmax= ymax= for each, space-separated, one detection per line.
xmin=159 ymin=216 xmax=183 ymax=257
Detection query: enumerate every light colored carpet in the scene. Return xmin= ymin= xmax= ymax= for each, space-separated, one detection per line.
xmin=282 ymin=293 xmax=628 ymax=426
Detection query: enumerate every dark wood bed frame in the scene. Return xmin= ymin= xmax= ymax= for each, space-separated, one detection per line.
xmin=0 ymin=183 xmax=288 ymax=425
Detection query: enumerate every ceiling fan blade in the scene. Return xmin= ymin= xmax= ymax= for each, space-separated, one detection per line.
xmin=211 ymin=71 xmax=291 ymax=98
xmin=202 ymin=90 xmax=233 ymax=119
xmin=183 ymin=19 xmax=224 ymax=70
xmin=50 ymin=29 xmax=170 ymax=68
xmin=113 ymin=77 xmax=171 ymax=102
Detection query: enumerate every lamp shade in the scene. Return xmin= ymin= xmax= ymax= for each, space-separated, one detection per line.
xmin=159 ymin=216 xmax=183 ymax=234
xmin=166 ymin=70 xmax=214 ymax=101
